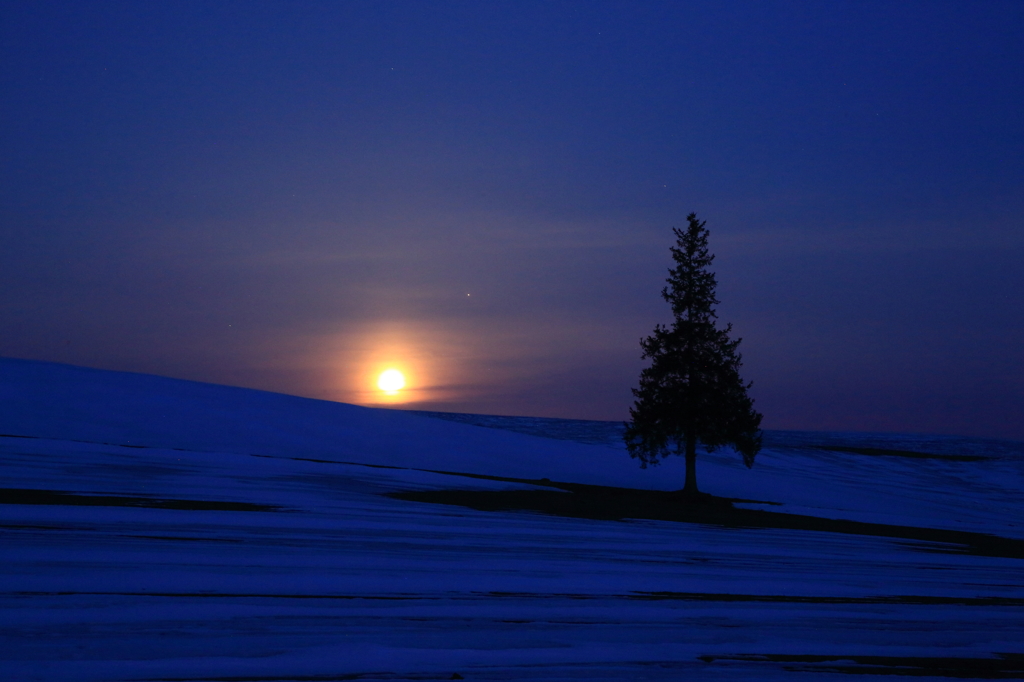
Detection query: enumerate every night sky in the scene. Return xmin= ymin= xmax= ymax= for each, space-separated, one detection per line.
xmin=2 ymin=1 xmax=1022 ymax=440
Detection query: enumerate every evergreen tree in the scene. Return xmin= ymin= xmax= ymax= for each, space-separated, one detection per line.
xmin=625 ymin=213 xmax=762 ymax=495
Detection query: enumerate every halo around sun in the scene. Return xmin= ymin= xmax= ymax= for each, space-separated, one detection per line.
xmin=377 ymin=369 xmax=405 ymax=394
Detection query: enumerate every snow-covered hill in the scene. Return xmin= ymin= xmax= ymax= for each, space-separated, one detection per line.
xmin=1 ymin=357 xmax=1022 ymax=680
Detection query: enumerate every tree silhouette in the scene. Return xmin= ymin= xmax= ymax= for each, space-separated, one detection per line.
xmin=625 ymin=213 xmax=762 ymax=495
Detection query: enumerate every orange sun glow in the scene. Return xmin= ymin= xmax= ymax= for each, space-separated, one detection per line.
xmin=377 ymin=368 xmax=406 ymax=394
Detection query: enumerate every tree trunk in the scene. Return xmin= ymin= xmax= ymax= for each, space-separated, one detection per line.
xmin=682 ymin=433 xmax=698 ymax=495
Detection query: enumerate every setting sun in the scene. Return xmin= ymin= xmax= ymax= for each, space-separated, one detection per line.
xmin=377 ymin=369 xmax=405 ymax=394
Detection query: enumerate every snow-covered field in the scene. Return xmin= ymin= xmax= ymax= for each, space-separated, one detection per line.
xmin=1 ymin=357 xmax=1022 ymax=681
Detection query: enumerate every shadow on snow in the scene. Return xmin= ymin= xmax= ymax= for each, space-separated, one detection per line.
xmin=387 ymin=479 xmax=1024 ymax=561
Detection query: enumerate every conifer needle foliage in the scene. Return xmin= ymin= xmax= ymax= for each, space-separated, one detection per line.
xmin=625 ymin=213 xmax=762 ymax=494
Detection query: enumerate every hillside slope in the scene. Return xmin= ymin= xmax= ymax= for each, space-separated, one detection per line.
xmin=1 ymin=357 xmax=1022 ymax=680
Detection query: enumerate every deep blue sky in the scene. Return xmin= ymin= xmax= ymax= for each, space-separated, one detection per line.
xmin=2 ymin=1 xmax=1022 ymax=439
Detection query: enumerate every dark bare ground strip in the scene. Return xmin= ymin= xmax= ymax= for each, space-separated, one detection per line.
xmin=140 ymin=669 xmax=471 ymax=681
xmin=14 ymin=591 xmax=426 ymax=600
xmin=629 ymin=592 xmax=1024 ymax=606
xmin=15 ymin=591 xmax=1022 ymax=606
xmin=699 ymin=653 xmax=1024 ymax=679
xmin=386 ymin=486 xmax=1024 ymax=560
xmin=0 ymin=522 xmax=78 ymax=530
xmin=0 ymin=488 xmax=279 ymax=512
xmin=810 ymin=445 xmax=989 ymax=462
